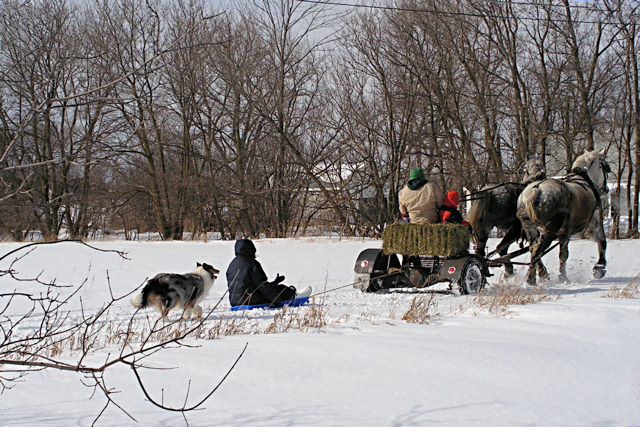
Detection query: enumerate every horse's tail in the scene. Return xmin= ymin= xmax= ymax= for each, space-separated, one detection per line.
xmin=468 ymin=191 xmax=490 ymax=244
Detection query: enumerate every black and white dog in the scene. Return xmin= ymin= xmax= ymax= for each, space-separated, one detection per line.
xmin=131 ymin=263 xmax=219 ymax=319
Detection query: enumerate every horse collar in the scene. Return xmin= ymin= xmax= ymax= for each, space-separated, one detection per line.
xmin=569 ymin=167 xmax=602 ymax=208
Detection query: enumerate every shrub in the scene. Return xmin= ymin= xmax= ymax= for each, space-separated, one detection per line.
xmin=604 ymin=277 xmax=640 ymax=299
xmin=402 ymin=294 xmax=438 ymax=324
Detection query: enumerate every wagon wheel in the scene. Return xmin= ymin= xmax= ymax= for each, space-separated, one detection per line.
xmin=365 ymin=271 xmax=386 ymax=292
xmin=458 ymin=257 xmax=485 ymax=295
xmin=354 ymin=250 xmax=404 ymax=292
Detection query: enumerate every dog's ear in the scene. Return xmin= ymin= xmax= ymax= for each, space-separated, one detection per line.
xmin=197 ymin=262 xmax=202 ymax=267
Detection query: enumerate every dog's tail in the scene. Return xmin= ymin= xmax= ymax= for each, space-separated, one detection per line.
xmin=131 ymin=291 xmax=146 ymax=309
xmin=131 ymin=278 xmax=157 ymax=309
xmin=131 ymin=277 xmax=178 ymax=313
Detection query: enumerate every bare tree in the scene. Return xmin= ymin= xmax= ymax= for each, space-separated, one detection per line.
xmin=244 ymin=0 xmax=338 ymax=237
xmin=604 ymin=0 xmax=640 ymax=236
xmin=162 ymin=0 xmax=223 ymax=239
xmin=89 ymin=0 xmax=222 ymax=240
xmin=199 ymin=11 xmax=271 ymax=237
xmin=331 ymin=9 xmax=426 ymax=232
xmin=552 ymin=1 xmax=618 ymax=163
xmin=0 ymin=0 xmax=98 ymax=240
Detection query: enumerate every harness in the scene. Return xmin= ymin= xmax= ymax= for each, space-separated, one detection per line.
xmin=526 ymin=166 xmax=604 ymax=223
xmin=568 ymin=167 xmax=604 ymax=208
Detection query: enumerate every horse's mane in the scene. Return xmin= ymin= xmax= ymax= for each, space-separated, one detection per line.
xmin=572 ymin=151 xmax=598 ymax=172
xmin=570 ymin=150 xmax=607 ymax=198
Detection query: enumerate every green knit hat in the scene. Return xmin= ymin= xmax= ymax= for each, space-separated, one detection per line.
xmin=409 ymin=167 xmax=425 ymax=181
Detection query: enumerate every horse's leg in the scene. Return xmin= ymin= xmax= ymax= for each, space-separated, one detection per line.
xmin=588 ymin=210 xmax=607 ymax=279
xmin=473 ymin=226 xmax=490 ymax=258
xmin=527 ymin=236 xmax=543 ymax=285
xmin=534 ymin=238 xmax=551 ymax=282
xmin=518 ymin=217 xmax=540 ymax=285
xmin=593 ymin=237 xmax=607 ymax=278
xmin=558 ymin=238 xmax=570 ymax=282
xmin=495 ymin=224 xmax=521 ymax=276
xmin=527 ymin=238 xmax=542 ymax=285
xmin=536 ymin=258 xmax=550 ymax=281
xmin=539 ymin=212 xmax=570 ymax=282
xmin=528 ymin=232 xmax=554 ymax=285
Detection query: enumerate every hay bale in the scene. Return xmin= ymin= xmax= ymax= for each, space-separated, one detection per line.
xmin=382 ymin=223 xmax=470 ymax=256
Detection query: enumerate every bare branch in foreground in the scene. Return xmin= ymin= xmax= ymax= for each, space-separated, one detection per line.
xmin=0 ymin=241 xmax=244 ymax=423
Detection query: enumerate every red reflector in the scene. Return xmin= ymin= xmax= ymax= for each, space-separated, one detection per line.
xmin=448 ymin=267 xmax=456 ymax=274
xmin=361 ymin=260 xmax=369 ymax=268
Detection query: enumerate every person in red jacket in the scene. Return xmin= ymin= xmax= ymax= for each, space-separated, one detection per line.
xmin=439 ymin=190 xmax=471 ymax=229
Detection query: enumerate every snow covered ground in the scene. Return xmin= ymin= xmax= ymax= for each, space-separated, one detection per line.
xmin=0 ymin=237 xmax=639 ymax=426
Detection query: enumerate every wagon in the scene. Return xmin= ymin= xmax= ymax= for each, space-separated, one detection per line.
xmin=353 ymin=249 xmax=488 ymax=294
xmin=353 ymin=223 xmax=488 ymax=294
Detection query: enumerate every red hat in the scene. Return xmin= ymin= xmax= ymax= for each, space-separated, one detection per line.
xmin=444 ymin=190 xmax=460 ymax=208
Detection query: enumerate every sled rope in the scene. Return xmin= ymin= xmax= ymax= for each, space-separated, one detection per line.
xmin=309 ymin=270 xmax=409 ymax=298
xmin=310 ymin=283 xmax=355 ymax=297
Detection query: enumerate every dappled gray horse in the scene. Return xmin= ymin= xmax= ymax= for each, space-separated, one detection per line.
xmin=468 ymin=158 xmax=546 ymax=275
xmin=517 ymin=150 xmax=610 ymax=285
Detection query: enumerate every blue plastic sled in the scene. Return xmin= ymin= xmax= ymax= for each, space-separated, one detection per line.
xmin=230 ymin=296 xmax=310 ymax=312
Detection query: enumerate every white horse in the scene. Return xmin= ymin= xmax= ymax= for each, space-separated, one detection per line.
xmin=517 ymin=149 xmax=610 ymax=285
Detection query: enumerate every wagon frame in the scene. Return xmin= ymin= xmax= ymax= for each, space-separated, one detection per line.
xmin=353 ymin=239 xmax=533 ymax=294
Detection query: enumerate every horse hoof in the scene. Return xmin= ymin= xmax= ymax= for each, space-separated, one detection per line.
xmin=538 ymin=272 xmax=550 ymax=283
xmin=593 ymin=265 xmax=606 ymax=279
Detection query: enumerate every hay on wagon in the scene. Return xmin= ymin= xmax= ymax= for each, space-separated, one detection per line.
xmin=382 ymin=223 xmax=470 ymax=257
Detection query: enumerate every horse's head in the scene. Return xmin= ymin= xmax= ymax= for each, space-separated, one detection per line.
xmin=521 ymin=158 xmax=546 ymax=184
xmin=572 ymin=149 xmax=610 ymax=195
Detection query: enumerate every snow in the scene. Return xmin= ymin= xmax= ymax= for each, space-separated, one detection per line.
xmin=0 ymin=237 xmax=639 ymax=426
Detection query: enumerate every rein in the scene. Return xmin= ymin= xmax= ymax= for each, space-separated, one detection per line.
xmin=459 ymin=182 xmax=524 ymax=202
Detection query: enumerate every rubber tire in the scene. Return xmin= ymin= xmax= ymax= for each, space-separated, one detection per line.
xmin=458 ymin=257 xmax=485 ymax=295
xmin=365 ymin=275 xmax=384 ymax=292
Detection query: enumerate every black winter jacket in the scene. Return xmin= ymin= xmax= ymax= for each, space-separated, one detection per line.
xmin=226 ymin=239 xmax=293 ymax=306
xmin=438 ymin=206 xmax=464 ymax=224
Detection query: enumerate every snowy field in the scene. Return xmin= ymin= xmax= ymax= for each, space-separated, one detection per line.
xmin=0 ymin=237 xmax=639 ymax=426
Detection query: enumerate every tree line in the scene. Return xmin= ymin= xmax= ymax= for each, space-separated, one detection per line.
xmin=1 ymin=0 xmax=639 ymax=241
